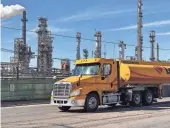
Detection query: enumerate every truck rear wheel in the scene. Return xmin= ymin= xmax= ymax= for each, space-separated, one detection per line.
xmin=58 ymin=106 xmax=71 ymax=111
xmin=130 ymin=91 xmax=142 ymax=107
xmin=84 ymin=93 xmax=99 ymax=112
xmin=143 ymin=89 xmax=153 ymax=106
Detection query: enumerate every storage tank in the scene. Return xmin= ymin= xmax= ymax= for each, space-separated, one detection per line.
xmin=120 ymin=61 xmax=170 ymax=86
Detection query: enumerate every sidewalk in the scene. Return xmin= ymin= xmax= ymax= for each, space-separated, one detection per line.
xmin=1 ymin=100 xmax=50 ymax=107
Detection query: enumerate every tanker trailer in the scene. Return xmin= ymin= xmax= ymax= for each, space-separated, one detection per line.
xmin=117 ymin=60 xmax=170 ymax=106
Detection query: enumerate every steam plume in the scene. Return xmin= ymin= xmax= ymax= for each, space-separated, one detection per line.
xmin=0 ymin=4 xmax=25 ymax=19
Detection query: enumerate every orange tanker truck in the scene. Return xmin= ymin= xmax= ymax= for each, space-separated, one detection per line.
xmin=51 ymin=58 xmax=170 ymax=112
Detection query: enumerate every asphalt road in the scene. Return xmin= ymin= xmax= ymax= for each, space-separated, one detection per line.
xmin=2 ymin=98 xmax=170 ymax=128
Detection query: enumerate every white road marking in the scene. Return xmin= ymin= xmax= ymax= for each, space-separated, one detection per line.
xmin=1 ymin=104 xmax=51 ymax=109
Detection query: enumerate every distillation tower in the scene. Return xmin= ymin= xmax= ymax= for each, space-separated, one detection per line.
xmin=11 ymin=11 xmax=34 ymax=73
xmin=136 ymin=0 xmax=143 ymax=61
xmin=76 ymin=32 xmax=81 ymax=60
xmin=149 ymin=30 xmax=156 ymax=61
xmin=94 ymin=31 xmax=102 ymax=58
xmin=119 ymin=41 xmax=126 ymax=60
xmin=36 ymin=17 xmax=53 ymax=75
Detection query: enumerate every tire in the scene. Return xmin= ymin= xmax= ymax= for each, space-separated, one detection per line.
xmin=84 ymin=93 xmax=99 ymax=112
xmin=143 ymin=89 xmax=153 ymax=106
xmin=58 ymin=106 xmax=71 ymax=111
xmin=120 ymin=101 xmax=128 ymax=106
xmin=129 ymin=91 xmax=142 ymax=107
xmin=107 ymin=103 xmax=117 ymax=107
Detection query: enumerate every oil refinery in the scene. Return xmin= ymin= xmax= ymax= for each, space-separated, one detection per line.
xmin=1 ymin=0 xmax=170 ymax=127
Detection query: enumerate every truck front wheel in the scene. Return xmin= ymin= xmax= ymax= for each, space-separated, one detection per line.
xmin=58 ymin=106 xmax=71 ymax=111
xmin=84 ymin=93 xmax=99 ymax=112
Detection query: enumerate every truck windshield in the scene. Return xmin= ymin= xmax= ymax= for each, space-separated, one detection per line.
xmin=72 ymin=63 xmax=100 ymax=76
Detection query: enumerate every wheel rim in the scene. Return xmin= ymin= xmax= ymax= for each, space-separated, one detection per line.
xmin=134 ymin=93 xmax=141 ymax=104
xmin=146 ymin=92 xmax=152 ymax=103
xmin=88 ymin=97 xmax=97 ymax=109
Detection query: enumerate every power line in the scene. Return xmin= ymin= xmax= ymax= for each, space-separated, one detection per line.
xmin=1 ymin=48 xmax=75 ymax=61
xmin=2 ymin=26 xmax=170 ymax=51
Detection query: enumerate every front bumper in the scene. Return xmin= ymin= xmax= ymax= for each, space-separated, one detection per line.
xmin=51 ymin=97 xmax=85 ymax=107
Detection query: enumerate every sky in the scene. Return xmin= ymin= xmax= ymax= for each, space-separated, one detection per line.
xmin=1 ymin=0 xmax=170 ymax=69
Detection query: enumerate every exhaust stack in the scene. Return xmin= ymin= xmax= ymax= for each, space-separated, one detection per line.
xmin=21 ymin=10 xmax=27 ymax=44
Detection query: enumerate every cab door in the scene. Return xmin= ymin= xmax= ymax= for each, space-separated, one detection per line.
xmin=95 ymin=61 xmax=117 ymax=91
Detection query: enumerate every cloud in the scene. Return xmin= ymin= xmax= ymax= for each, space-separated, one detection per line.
xmin=55 ymin=9 xmax=134 ymax=22
xmin=26 ymin=26 xmax=72 ymax=43
xmin=108 ymin=25 xmax=137 ymax=31
xmin=48 ymin=26 xmax=73 ymax=33
xmin=157 ymin=32 xmax=170 ymax=36
xmin=0 ymin=4 xmax=25 ymax=19
xmin=107 ymin=20 xmax=170 ymax=32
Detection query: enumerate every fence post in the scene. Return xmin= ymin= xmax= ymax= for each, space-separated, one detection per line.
xmin=16 ymin=66 xmax=19 ymax=80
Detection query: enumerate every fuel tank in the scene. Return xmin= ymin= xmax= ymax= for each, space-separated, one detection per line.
xmin=120 ymin=61 xmax=170 ymax=85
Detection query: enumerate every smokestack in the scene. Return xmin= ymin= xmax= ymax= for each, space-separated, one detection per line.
xmin=21 ymin=10 xmax=27 ymax=44
xmin=1 ymin=4 xmax=25 ymax=19
xmin=149 ymin=30 xmax=155 ymax=61
xmin=137 ymin=0 xmax=143 ymax=61
xmin=76 ymin=32 xmax=81 ymax=60
xmin=157 ymin=43 xmax=160 ymax=61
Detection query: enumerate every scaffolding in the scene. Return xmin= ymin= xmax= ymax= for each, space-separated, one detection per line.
xmin=13 ymin=38 xmax=34 ymax=73
xmin=36 ymin=17 xmax=53 ymax=75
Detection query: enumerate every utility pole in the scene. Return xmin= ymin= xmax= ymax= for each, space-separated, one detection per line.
xmin=149 ymin=30 xmax=155 ymax=61
xmin=136 ymin=0 xmax=143 ymax=61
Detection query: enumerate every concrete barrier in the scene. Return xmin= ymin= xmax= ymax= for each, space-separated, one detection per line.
xmin=1 ymin=77 xmax=58 ymax=101
xmin=1 ymin=77 xmax=170 ymax=101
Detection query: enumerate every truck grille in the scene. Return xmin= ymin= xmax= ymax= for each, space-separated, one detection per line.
xmin=53 ymin=83 xmax=71 ymax=97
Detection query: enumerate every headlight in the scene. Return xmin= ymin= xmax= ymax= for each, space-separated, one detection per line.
xmin=70 ymin=89 xmax=81 ymax=97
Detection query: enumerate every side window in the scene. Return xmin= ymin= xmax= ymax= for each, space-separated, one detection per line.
xmin=102 ymin=64 xmax=112 ymax=76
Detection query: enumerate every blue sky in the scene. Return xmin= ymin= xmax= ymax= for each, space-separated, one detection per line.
xmin=1 ymin=0 xmax=170 ymax=68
